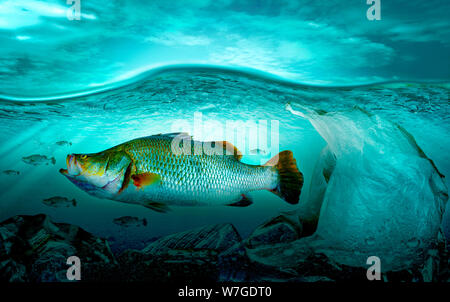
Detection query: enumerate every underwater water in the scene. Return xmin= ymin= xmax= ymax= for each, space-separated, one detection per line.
xmin=0 ymin=66 xmax=448 ymax=259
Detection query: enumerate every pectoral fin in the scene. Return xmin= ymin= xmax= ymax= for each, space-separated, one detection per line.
xmin=142 ymin=201 xmax=170 ymax=213
xmin=227 ymin=194 xmax=253 ymax=207
xmin=131 ymin=172 xmax=161 ymax=189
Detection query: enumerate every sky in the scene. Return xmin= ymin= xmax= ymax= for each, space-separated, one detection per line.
xmin=0 ymin=0 xmax=449 ymax=96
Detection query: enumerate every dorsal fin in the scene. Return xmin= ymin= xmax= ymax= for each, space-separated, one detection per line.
xmin=142 ymin=201 xmax=170 ymax=213
xmin=146 ymin=134 xmax=242 ymax=160
xmin=214 ymin=141 xmax=243 ymax=161
xmin=152 ymin=132 xmax=192 ymax=139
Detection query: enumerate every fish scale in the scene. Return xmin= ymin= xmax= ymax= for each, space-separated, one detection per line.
xmin=118 ymin=135 xmax=279 ymax=206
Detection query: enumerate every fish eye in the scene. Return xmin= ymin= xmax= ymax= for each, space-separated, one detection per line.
xmin=80 ymin=154 xmax=87 ymax=159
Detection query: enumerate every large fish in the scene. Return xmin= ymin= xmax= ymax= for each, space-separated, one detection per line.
xmin=59 ymin=133 xmax=303 ymax=212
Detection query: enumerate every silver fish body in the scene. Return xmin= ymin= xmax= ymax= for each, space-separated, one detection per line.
xmin=60 ymin=133 xmax=303 ymax=211
xmin=118 ymin=136 xmax=279 ymax=206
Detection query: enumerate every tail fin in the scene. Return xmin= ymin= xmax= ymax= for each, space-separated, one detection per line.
xmin=265 ymin=151 xmax=303 ymax=204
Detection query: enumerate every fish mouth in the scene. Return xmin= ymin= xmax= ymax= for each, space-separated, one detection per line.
xmin=59 ymin=154 xmax=128 ymax=194
xmin=59 ymin=154 xmax=81 ymax=177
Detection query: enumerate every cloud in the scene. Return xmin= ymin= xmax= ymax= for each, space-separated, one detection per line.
xmin=387 ymin=21 xmax=450 ymax=44
xmin=0 ymin=0 xmax=447 ymax=95
xmin=16 ymin=35 xmax=31 ymax=41
xmin=0 ymin=0 xmax=96 ymax=29
xmin=145 ymin=32 xmax=211 ymax=46
xmin=208 ymin=14 xmax=395 ymax=82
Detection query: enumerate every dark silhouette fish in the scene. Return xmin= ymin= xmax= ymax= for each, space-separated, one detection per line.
xmin=56 ymin=141 xmax=72 ymax=147
xmin=22 ymin=154 xmax=56 ymax=166
xmin=113 ymin=216 xmax=147 ymax=227
xmin=42 ymin=196 xmax=77 ymax=208
xmin=3 ymin=170 xmax=20 ymax=175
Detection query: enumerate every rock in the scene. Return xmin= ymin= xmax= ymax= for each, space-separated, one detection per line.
xmin=116 ymin=249 xmax=152 ymax=281
xmin=0 ymin=259 xmax=27 ymax=282
xmin=217 ymin=242 xmax=251 ymax=281
xmin=118 ymin=247 xmax=219 ymax=282
xmin=100 ymin=215 xmax=450 ymax=282
xmin=29 ymin=241 xmax=77 ymax=282
xmin=0 ymin=214 xmax=118 ymax=282
xmin=143 ymin=223 xmax=241 ymax=255
xmin=1 ymin=213 xmax=448 ymax=282
xmin=420 ymin=249 xmax=439 ymax=282
xmin=436 ymin=240 xmax=450 ymax=282
xmin=245 ymin=233 xmax=450 ymax=281
xmin=151 ymin=249 xmax=219 ymax=282
xmin=118 ymin=223 xmax=241 ymax=282
xmin=246 ymin=214 xmax=302 ymax=248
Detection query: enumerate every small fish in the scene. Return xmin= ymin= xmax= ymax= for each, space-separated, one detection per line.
xmin=22 ymin=154 xmax=56 ymax=166
xmin=56 ymin=141 xmax=72 ymax=147
xmin=3 ymin=170 xmax=20 ymax=175
xmin=250 ymin=148 xmax=267 ymax=155
xmin=42 ymin=196 xmax=77 ymax=208
xmin=59 ymin=133 xmax=303 ymax=212
xmin=113 ymin=216 xmax=147 ymax=227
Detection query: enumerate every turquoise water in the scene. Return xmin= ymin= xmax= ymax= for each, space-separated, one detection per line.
xmin=0 ymin=66 xmax=448 ymax=253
